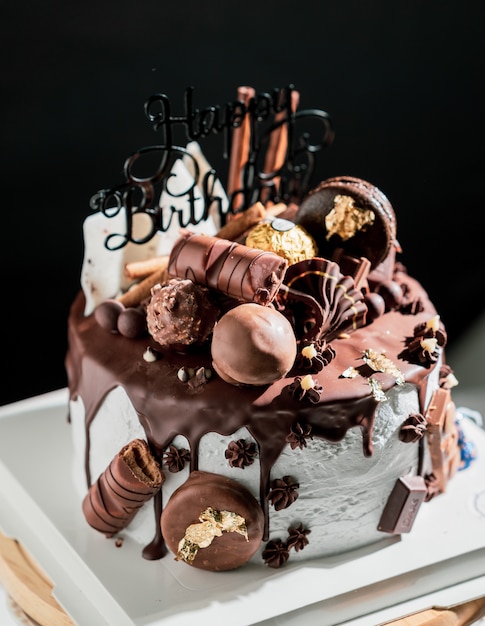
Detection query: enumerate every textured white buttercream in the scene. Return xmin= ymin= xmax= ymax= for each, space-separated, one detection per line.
xmin=71 ymin=360 xmax=438 ymax=564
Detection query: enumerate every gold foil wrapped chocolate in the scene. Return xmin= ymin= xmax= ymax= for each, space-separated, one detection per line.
xmin=245 ymin=218 xmax=318 ymax=265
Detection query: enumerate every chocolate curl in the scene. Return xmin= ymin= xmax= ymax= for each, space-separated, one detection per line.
xmin=168 ymin=231 xmax=288 ymax=306
xmin=261 ymin=90 xmax=300 ymax=204
xmin=227 ymin=86 xmax=255 ymax=211
xmin=82 ymin=439 xmax=164 ymax=537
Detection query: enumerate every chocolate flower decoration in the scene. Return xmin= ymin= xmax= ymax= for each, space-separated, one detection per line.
xmin=401 ymin=336 xmax=440 ymax=367
xmin=293 ymin=340 xmax=336 ymax=373
xmin=439 ymin=364 xmax=459 ymax=389
xmin=413 ymin=315 xmax=447 ymax=347
xmin=163 ymin=445 xmax=190 ymax=473
xmin=286 ymin=421 xmax=313 ymax=450
xmin=286 ymin=524 xmax=311 ymax=552
xmin=399 ymin=316 xmax=447 ymax=367
xmin=424 ymin=473 xmax=441 ymax=502
xmin=269 ymin=476 xmax=299 ymax=510
xmin=225 ymin=439 xmax=257 ymax=468
xmin=280 ymin=257 xmax=367 ymax=345
xmin=399 ymin=413 xmax=427 ymax=443
xmin=288 ymin=375 xmax=322 ymax=403
xmin=262 ymin=539 xmax=290 ymax=568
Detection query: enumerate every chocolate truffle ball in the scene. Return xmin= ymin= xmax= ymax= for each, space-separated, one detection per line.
xmin=117 ymin=307 xmax=147 ymax=338
xmin=94 ymin=299 xmax=124 ymax=332
xmin=147 ymin=278 xmax=219 ymax=349
xmin=211 ymin=303 xmax=297 ymax=386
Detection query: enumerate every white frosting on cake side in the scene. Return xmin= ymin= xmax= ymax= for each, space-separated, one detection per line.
xmin=70 ymin=361 xmax=438 ymax=564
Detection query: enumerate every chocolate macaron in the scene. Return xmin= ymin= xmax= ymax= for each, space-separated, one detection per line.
xmin=296 ymin=176 xmax=399 ymax=269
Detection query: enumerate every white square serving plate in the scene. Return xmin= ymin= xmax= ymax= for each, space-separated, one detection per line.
xmin=1 ymin=389 xmax=484 ymax=626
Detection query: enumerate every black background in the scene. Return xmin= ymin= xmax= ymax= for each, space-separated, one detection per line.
xmin=1 ymin=0 xmax=484 ymax=406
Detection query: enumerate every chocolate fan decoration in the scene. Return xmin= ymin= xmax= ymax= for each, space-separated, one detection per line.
xmin=279 ymin=257 xmax=368 ymax=344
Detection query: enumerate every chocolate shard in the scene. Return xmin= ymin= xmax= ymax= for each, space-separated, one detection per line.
xmin=377 ymin=475 xmax=427 ymax=534
xmin=168 ymin=230 xmax=288 ymax=305
xmin=82 ymin=439 xmax=164 ymax=536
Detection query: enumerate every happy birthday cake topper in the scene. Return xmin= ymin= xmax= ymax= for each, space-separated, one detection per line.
xmin=90 ymin=85 xmax=334 ymax=250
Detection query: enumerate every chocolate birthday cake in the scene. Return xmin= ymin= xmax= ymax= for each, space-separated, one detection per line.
xmin=66 ymin=85 xmax=476 ymax=572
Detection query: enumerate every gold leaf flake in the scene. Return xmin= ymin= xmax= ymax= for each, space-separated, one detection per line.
xmin=362 ymin=349 xmax=405 ymax=385
xmin=176 ymin=507 xmax=248 ymax=564
xmin=368 ymin=377 xmax=387 ymax=402
xmin=325 ymin=195 xmax=375 ymax=241
xmin=341 ymin=366 xmax=359 ymax=379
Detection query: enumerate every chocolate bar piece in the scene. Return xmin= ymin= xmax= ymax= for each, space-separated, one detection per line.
xmin=82 ymin=439 xmax=164 ymax=536
xmin=168 ymin=231 xmax=288 ymax=305
xmin=378 ymin=475 xmax=427 ymax=534
xmin=425 ymin=387 xmax=456 ymax=492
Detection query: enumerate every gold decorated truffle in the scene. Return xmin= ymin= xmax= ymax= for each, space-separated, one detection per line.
xmin=245 ymin=218 xmax=318 ymax=265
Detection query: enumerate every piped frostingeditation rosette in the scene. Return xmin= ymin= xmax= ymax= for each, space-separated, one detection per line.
xmin=296 ymin=176 xmax=399 ymax=270
xmin=161 ymin=471 xmax=265 ymax=571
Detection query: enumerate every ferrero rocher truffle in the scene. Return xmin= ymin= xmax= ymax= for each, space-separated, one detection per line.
xmin=245 ymin=218 xmax=318 ymax=265
xmin=146 ymin=278 xmax=219 ymax=349
xmin=211 ymin=303 xmax=297 ymax=386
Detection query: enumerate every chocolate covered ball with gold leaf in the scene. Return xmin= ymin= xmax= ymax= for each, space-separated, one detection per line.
xmin=245 ymin=218 xmax=317 ymax=265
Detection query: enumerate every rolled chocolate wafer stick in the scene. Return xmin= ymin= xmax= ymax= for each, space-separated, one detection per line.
xmin=125 ymin=255 xmax=169 ymax=280
xmin=118 ymin=266 xmax=170 ymax=308
xmin=227 ymin=86 xmax=255 ymax=211
xmin=216 ymin=202 xmax=266 ymax=241
xmin=265 ymin=202 xmax=288 ymax=218
xmin=82 ymin=439 xmax=164 ymax=537
xmin=168 ymin=231 xmax=288 ymax=305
